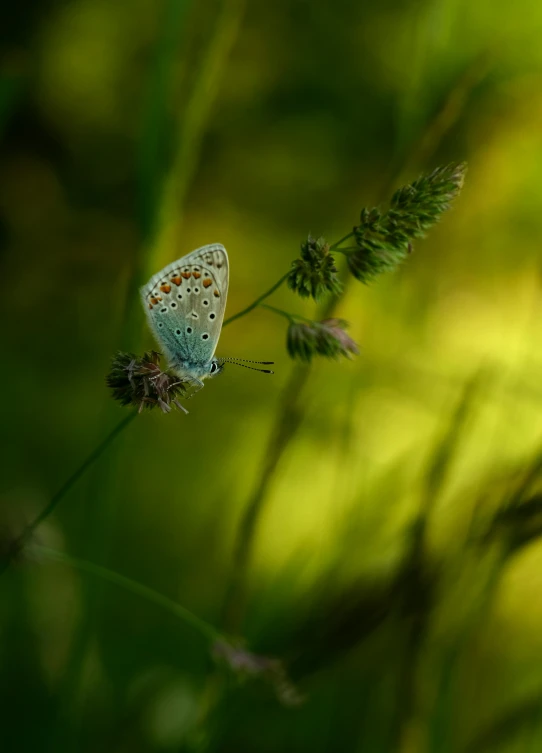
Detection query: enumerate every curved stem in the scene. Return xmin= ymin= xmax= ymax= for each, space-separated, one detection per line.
xmin=329 ymin=231 xmax=355 ymax=250
xmin=0 ymin=410 xmax=138 ymax=574
xmin=260 ymin=304 xmax=317 ymax=326
xmin=223 ymin=273 xmax=289 ymax=327
xmin=34 ymin=545 xmax=220 ymax=642
xmin=259 ymin=303 xmax=296 ymax=323
xmin=223 ymin=233 xmax=355 ymax=330
xmin=333 ymin=246 xmax=358 ymax=256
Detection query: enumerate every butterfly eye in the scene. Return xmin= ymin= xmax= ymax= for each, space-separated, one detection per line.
xmin=210 ymin=361 xmax=218 ymax=374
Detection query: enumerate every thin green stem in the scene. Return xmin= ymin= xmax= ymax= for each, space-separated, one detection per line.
xmin=0 ymin=411 xmax=138 ymax=575
xmin=221 ymin=363 xmax=311 ymax=633
xmin=259 ymin=304 xmax=296 ymax=323
xmin=223 ymin=272 xmax=289 ymax=327
xmin=34 ymin=546 xmax=220 ymax=642
xmin=222 ymin=231 xmax=356 ymax=331
xmin=333 ymin=246 xmax=357 ymax=256
xmin=260 ymin=304 xmax=318 ymax=326
xmin=329 ymin=231 xmax=355 ymax=250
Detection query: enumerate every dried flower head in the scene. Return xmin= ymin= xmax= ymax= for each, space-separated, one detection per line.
xmin=288 ymin=235 xmax=342 ymax=300
xmin=348 ymin=162 xmax=466 ymax=284
xmin=213 ymin=639 xmax=304 ymax=707
xmin=106 ymin=350 xmax=189 ymax=414
xmin=287 ymin=318 xmax=359 ymax=363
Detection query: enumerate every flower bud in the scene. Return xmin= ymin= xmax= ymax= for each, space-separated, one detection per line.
xmin=287 ymin=319 xmax=358 ymax=362
xmin=288 ymin=235 xmax=342 ymax=300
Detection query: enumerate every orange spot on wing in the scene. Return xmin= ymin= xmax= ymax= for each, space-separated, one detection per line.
xmin=214 ymin=289 xmax=220 ymax=297
xmin=150 ymin=297 xmax=159 ymax=305
xmin=181 ymin=272 xmax=191 ymax=279
xmin=171 ymin=275 xmax=182 ymax=286
xmin=160 ymin=284 xmax=171 ymax=293
xmin=203 ymin=278 xmax=212 ymax=288
xmin=192 ymin=272 xmax=201 ymax=279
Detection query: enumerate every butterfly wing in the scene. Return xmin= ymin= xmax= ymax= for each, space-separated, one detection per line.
xmin=141 ymin=244 xmax=229 ymax=373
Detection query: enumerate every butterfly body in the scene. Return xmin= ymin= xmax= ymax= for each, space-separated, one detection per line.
xmin=141 ymin=244 xmax=229 ymax=384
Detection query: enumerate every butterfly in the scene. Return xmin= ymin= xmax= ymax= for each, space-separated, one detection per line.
xmin=141 ymin=243 xmax=273 ymax=395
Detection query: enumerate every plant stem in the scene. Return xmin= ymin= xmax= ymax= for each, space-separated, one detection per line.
xmin=221 ymin=57 xmax=483 ymax=639
xmin=333 ymin=246 xmax=357 ymax=256
xmin=221 ymin=362 xmax=311 ymax=633
xmin=259 ymin=303 xmax=296 ymax=323
xmin=329 ymin=231 xmax=355 ymax=250
xmin=0 ymin=411 xmax=138 ymax=575
xmin=261 ymin=304 xmax=322 ymax=326
xmin=34 ymin=545 xmax=220 ymax=642
xmin=137 ymin=0 xmax=192 ymax=246
xmin=223 ymin=272 xmax=289 ymax=327
xmin=222 ymin=230 xmax=360 ymax=330
xmin=120 ymin=0 xmax=194 ymax=354
xmin=150 ymin=0 xmax=247 ymax=273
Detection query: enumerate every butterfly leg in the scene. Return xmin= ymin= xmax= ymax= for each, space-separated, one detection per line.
xmin=183 ymin=377 xmax=205 ymax=399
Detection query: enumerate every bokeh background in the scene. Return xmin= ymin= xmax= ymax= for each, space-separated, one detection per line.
xmin=3 ymin=1 xmax=542 ymax=751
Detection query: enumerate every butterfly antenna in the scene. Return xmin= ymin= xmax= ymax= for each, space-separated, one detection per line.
xmin=220 ymin=357 xmax=274 ymax=374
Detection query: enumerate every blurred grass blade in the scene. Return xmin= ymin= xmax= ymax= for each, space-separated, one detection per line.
xmin=0 ymin=69 xmax=24 ymax=141
xmin=464 ymin=692 xmax=542 ymax=753
xmin=35 ymin=546 xmax=220 ymax=641
xmin=137 ymin=0 xmax=193 ymax=245
xmin=150 ymin=0 xmax=246 ymax=274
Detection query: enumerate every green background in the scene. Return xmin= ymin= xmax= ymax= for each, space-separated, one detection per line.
xmin=2 ymin=1 xmax=542 ymax=751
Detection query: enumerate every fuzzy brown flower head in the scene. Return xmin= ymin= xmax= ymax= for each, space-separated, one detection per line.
xmin=213 ymin=639 xmax=304 ymax=707
xmin=288 ymin=235 xmax=342 ymax=300
xmin=349 ymin=162 xmax=466 ymax=284
xmin=106 ymin=350 xmax=189 ymax=414
xmin=287 ymin=318 xmax=359 ymax=363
